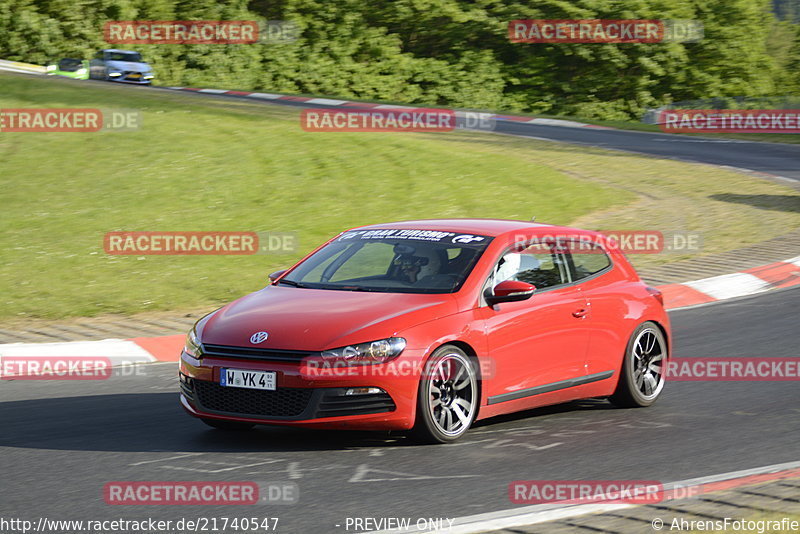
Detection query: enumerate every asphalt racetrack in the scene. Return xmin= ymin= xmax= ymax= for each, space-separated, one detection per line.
xmin=1 ymin=287 xmax=797 ymax=533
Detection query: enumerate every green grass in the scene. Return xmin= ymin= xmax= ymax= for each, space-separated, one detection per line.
xmin=0 ymin=73 xmax=624 ymax=319
xmin=1 ymin=73 xmax=798 ymax=320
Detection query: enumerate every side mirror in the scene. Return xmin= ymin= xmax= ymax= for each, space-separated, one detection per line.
xmin=268 ymin=269 xmax=288 ymax=283
xmin=485 ymin=280 xmax=536 ymax=307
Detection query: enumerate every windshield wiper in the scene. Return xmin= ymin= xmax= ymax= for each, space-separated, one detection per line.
xmin=277 ymin=279 xmax=308 ymax=288
xmin=336 ymin=286 xmax=383 ymax=292
xmin=312 ymin=284 xmax=376 ymax=292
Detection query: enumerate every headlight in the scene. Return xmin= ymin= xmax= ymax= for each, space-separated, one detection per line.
xmin=321 ymin=337 xmax=406 ymax=365
xmin=183 ymin=329 xmax=202 ymax=358
xmin=108 ymin=72 xmax=122 ymax=77
xmin=143 ymin=73 xmax=154 ymax=79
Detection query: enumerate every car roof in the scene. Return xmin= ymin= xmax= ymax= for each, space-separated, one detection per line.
xmin=101 ymin=49 xmax=140 ymax=54
xmin=351 ymin=218 xmax=591 ymax=238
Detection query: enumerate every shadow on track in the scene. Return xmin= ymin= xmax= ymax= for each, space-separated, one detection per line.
xmin=0 ymin=392 xmax=618 ymax=453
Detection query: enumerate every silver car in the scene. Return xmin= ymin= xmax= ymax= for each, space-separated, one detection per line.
xmin=89 ymin=49 xmax=154 ymax=84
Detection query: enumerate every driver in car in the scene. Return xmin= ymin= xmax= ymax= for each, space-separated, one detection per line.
xmin=393 ymin=245 xmax=442 ymax=284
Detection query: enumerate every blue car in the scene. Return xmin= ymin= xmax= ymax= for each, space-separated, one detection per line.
xmin=89 ymin=49 xmax=154 ymax=84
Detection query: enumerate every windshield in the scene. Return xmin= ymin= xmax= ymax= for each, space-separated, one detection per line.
xmin=107 ymin=52 xmax=142 ymax=62
xmin=281 ymin=229 xmax=493 ymax=293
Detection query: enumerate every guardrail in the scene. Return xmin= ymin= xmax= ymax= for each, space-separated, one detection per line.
xmin=0 ymin=59 xmax=46 ymax=74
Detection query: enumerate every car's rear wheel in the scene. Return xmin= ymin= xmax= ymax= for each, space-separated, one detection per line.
xmin=412 ymin=345 xmax=478 ymax=443
xmin=609 ymin=322 xmax=667 ymax=408
xmin=200 ymin=418 xmax=255 ymax=431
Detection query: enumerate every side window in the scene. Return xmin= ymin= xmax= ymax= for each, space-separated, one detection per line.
xmin=95 ymin=51 xmax=104 ymax=60
xmin=490 ymin=243 xmax=570 ymax=290
xmin=567 ymin=240 xmax=612 ymax=281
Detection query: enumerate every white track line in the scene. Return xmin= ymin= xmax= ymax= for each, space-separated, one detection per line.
xmin=365 ymin=460 xmax=800 ymax=534
xmin=305 ymin=98 xmax=348 ymax=105
xmin=247 ymin=92 xmax=282 ymax=100
xmin=528 ymin=118 xmax=591 ymax=128
xmin=0 ymin=66 xmax=45 ymax=74
xmin=685 ymin=272 xmax=771 ymax=300
xmin=0 ymin=59 xmax=46 ymax=74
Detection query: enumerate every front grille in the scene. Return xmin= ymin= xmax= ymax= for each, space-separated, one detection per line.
xmin=201 ymin=344 xmax=312 ymax=362
xmin=193 ymin=380 xmax=312 ymax=417
xmin=183 ymin=375 xmax=397 ymax=421
xmin=316 ymin=390 xmax=396 ymax=418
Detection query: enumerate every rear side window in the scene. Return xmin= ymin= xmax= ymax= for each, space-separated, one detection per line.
xmin=490 ymin=242 xmax=570 ymax=290
xmin=566 ymin=240 xmax=612 ymax=280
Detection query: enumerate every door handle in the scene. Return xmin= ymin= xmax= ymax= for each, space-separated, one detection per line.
xmin=572 ymin=308 xmax=588 ymax=318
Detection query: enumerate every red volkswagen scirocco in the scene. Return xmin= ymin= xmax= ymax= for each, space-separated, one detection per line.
xmin=180 ymin=219 xmax=670 ymax=443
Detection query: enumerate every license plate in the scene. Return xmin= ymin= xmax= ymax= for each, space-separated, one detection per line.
xmin=220 ymin=368 xmax=276 ymax=391
xmin=128 ymin=73 xmax=141 ymax=79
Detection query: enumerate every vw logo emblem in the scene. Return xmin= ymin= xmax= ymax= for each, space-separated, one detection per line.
xmin=250 ymin=331 xmax=269 ymax=344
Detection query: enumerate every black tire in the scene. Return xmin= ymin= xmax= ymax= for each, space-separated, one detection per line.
xmin=609 ymin=321 xmax=667 ymax=408
xmin=201 ymin=418 xmax=255 ymax=431
xmin=411 ymin=345 xmax=479 ymax=443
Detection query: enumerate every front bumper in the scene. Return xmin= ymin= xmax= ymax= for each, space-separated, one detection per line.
xmin=179 ymin=348 xmax=424 ymax=430
xmin=107 ymin=74 xmax=152 ymax=84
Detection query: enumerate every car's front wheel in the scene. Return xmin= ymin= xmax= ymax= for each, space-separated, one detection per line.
xmin=412 ymin=345 xmax=478 ymax=443
xmin=609 ymin=321 xmax=667 ymax=407
xmin=200 ymin=418 xmax=255 ymax=431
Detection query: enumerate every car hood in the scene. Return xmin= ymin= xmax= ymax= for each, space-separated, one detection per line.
xmin=107 ymin=60 xmax=151 ymax=71
xmin=198 ymin=286 xmax=458 ymax=351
